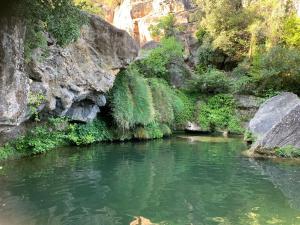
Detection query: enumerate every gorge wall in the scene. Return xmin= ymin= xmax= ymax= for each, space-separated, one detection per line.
xmin=110 ymin=0 xmax=200 ymax=64
xmin=0 ymin=14 xmax=139 ymax=143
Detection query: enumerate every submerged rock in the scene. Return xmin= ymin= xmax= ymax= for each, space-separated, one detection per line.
xmin=130 ymin=216 xmax=157 ymax=225
xmin=0 ymin=14 xmax=139 ymax=142
xmin=248 ymin=92 xmax=300 ymax=155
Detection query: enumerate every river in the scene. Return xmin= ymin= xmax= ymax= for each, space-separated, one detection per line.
xmin=1 ymin=135 xmax=300 ymax=225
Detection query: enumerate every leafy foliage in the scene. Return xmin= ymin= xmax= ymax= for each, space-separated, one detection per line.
xmin=149 ymin=13 xmax=183 ymax=38
xmin=22 ymin=0 xmax=87 ymax=60
xmin=191 ymin=69 xmax=232 ymax=94
xmin=68 ymin=119 xmax=112 ymax=145
xmin=251 ymin=46 xmax=300 ymax=94
xmin=139 ymin=37 xmax=184 ymax=80
xmin=275 ymin=145 xmax=300 ymax=158
xmin=74 ymin=0 xmax=103 ymax=16
xmin=283 ymin=14 xmax=300 ymax=48
xmin=198 ymin=94 xmax=243 ymax=133
xmin=28 ymin=91 xmax=46 ymax=121
xmin=173 ymin=90 xmax=195 ymax=127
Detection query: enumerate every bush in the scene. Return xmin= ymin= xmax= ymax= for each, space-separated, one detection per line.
xmin=198 ymin=94 xmax=243 ymax=133
xmin=231 ymin=61 xmax=257 ymax=95
xmin=140 ymin=37 xmax=184 ymax=80
xmin=149 ymin=13 xmax=182 ymax=38
xmin=111 ymin=67 xmax=155 ymax=129
xmin=67 ymin=119 xmax=112 ymax=145
xmin=283 ymin=14 xmax=300 ymax=48
xmin=22 ymin=0 xmax=87 ymax=60
xmin=173 ymin=91 xmax=195 ymax=127
xmin=275 ymin=145 xmax=300 ymax=158
xmin=74 ymin=0 xmax=103 ymax=16
xmin=12 ymin=125 xmax=66 ymax=154
xmin=190 ymin=69 xmax=232 ymax=94
xmin=250 ymin=46 xmax=300 ymax=95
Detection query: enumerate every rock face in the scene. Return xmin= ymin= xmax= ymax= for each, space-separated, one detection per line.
xmin=249 ymin=92 xmax=300 ymax=153
xmin=0 ymin=14 xmax=139 ymax=142
xmin=112 ymin=0 xmax=199 ymax=64
xmin=235 ymin=94 xmax=263 ymax=128
xmin=0 ymin=18 xmax=30 ymax=137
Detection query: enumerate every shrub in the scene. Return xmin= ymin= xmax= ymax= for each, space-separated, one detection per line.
xmin=12 ymin=125 xmax=66 ymax=154
xmin=198 ymin=94 xmax=243 ymax=133
xmin=28 ymin=91 xmax=46 ymax=121
xmin=67 ymin=119 xmax=112 ymax=145
xmin=283 ymin=14 xmax=300 ymax=48
xmin=22 ymin=0 xmax=87 ymax=60
xmin=140 ymin=37 xmax=184 ymax=80
xmin=191 ymin=69 xmax=232 ymax=94
xmin=173 ymin=91 xmax=195 ymax=127
xmin=275 ymin=145 xmax=300 ymax=158
xmin=0 ymin=145 xmax=16 ymax=161
xmin=250 ymin=46 xmax=300 ymax=95
xmin=231 ymin=61 xmax=257 ymax=95
xmin=149 ymin=13 xmax=182 ymax=38
xmin=74 ymin=0 xmax=103 ymax=16
xmin=47 ymin=1 xmax=88 ymax=46
xmin=24 ymin=22 xmax=48 ymax=62
xmin=111 ymin=67 xmax=155 ymax=129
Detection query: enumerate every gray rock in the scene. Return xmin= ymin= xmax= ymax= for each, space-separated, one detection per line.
xmin=185 ymin=122 xmax=201 ymax=132
xmin=234 ymin=95 xmax=263 ymax=129
xmin=0 ymin=17 xmax=29 ymax=133
xmin=255 ymin=104 xmax=300 ymax=150
xmin=66 ymin=103 xmax=100 ymax=123
xmin=248 ymin=92 xmax=300 ymax=153
xmin=249 ymin=92 xmax=300 ymax=138
xmin=27 ymin=14 xmax=139 ymax=120
xmin=235 ymin=95 xmax=263 ymax=109
xmin=0 ymin=14 xmax=139 ymax=141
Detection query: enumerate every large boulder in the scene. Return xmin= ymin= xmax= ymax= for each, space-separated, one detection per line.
xmin=0 ymin=14 xmax=139 ymax=142
xmin=0 ymin=18 xmax=30 ymax=136
xmin=248 ymin=92 xmax=300 ymax=154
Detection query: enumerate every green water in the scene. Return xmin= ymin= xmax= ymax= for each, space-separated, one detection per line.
xmin=1 ymin=135 xmax=300 ymax=225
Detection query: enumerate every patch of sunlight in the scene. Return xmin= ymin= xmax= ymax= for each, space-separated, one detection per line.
xmin=266 ymin=217 xmax=283 ymax=224
xmin=178 ymin=135 xmax=236 ymax=143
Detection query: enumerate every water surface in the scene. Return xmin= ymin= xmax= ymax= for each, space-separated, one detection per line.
xmin=1 ymin=135 xmax=300 ymax=225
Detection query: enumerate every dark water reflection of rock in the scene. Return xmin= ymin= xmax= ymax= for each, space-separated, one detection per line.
xmin=247 ymin=157 xmax=300 ymax=210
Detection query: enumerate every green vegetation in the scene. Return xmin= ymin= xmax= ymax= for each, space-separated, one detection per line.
xmin=275 ymin=145 xmax=300 ymax=158
xmin=190 ymin=69 xmax=232 ymax=94
xmin=149 ymin=13 xmax=183 ymax=38
xmin=28 ymin=92 xmax=46 ymax=121
xmin=198 ymin=94 xmax=243 ymax=133
xmin=111 ymin=67 xmax=155 ymax=129
xmin=2 ymin=0 xmax=300 ymax=160
xmin=21 ymin=0 xmax=88 ymax=61
xmin=139 ymin=37 xmax=184 ymax=81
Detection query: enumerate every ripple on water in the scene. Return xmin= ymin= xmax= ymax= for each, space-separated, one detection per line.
xmin=0 ymin=136 xmax=300 ymax=225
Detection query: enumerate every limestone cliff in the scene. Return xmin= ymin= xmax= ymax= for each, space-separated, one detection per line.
xmin=0 ymin=14 xmax=139 ymax=142
xmin=111 ymin=0 xmax=199 ymax=63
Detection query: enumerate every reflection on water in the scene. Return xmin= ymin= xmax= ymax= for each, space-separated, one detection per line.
xmin=247 ymin=158 xmax=300 ymax=210
xmin=0 ymin=136 xmax=300 ymax=225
